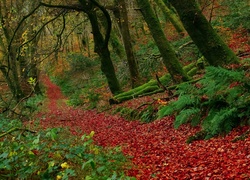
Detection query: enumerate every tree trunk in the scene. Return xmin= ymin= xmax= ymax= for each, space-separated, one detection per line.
xmin=114 ymin=0 xmax=140 ymax=87
xmin=168 ymin=0 xmax=239 ymax=66
xmin=136 ymin=0 xmax=189 ymax=83
xmin=109 ymin=31 xmax=126 ymax=60
xmin=80 ymin=0 xmax=121 ymax=94
xmin=110 ymin=60 xmax=202 ymax=104
xmin=154 ymin=0 xmax=185 ymax=35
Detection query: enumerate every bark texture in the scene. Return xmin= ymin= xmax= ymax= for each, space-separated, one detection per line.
xmin=154 ymin=0 xmax=185 ymax=35
xmin=114 ymin=0 xmax=140 ymax=87
xmin=136 ymin=0 xmax=189 ymax=82
xmin=79 ymin=0 xmax=121 ymax=94
xmin=168 ymin=0 xmax=239 ymax=66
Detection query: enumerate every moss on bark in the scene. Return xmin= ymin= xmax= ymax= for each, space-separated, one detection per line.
xmin=155 ymin=0 xmax=185 ymax=35
xmin=110 ymin=60 xmax=204 ymax=104
xmin=168 ymin=0 xmax=239 ymax=66
xmin=80 ymin=1 xmax=121 ymax=94
xmin=136 ymin=0 xmax=189 ymax=83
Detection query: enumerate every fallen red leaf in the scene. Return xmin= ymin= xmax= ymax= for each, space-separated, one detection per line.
xmin=37 ymin=76 xmax=250 ymax=179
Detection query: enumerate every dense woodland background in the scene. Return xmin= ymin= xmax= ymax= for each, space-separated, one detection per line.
xmin=0 ymin=0 xmax=250 ymax=179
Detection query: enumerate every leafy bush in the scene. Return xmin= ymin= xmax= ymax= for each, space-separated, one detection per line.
xmin=24 ymin=94 xmax=44 ymax=112
xmin=67 ymin=53 xmax=97 ymax=73
xmin=51 ymin=69 xmax=105 ymax=109
xmin=137 ymin=41 xmax=164 ymax=80
xmin=172 ymin=36 xmax=200 ymax=62
xmin=0 ymin=118 xmax=134 ymax=179
xmin=66 ymin=90 xmax=85 ymax=107
xmin=140 ymin=105 xmax=158 ymax=123
xmin=158 ymin=66 xmax=250 ymax=139
xmin=51 ymin=76 xmax=73 ymax=96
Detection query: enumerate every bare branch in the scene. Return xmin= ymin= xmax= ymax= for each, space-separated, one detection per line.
xmin=8 ymin=4 xmax=42 ymax=53
xmin=0 ymin=127 xmax=36 ymax=138
xmin=40 ymin=2 xmax=85 ymax=12
xmin=17 ymin=10 xmax=65 ymax=60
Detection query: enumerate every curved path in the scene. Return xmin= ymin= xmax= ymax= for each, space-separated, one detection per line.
xmin=38 ymin=76 xmax=250 ymax=179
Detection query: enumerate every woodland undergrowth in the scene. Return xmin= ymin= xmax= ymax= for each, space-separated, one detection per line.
xmin=158 ymin=61 xmax=250 ymax=142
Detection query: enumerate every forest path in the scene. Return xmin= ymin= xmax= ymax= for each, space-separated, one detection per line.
xmin=37 ymin=76 xmax=250 ymax=179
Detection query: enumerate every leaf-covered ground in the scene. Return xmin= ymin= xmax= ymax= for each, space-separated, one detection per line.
xmin=36 ymin=75 xmax=250 ymax=179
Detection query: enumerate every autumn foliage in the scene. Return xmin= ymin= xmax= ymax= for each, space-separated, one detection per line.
xmin=36 ymin=75 xmax=250 ymax=179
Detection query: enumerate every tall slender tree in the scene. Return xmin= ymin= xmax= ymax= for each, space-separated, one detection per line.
xmin=0 ymin=0 xmax=27 ymax=100
xmin=78 ymin=0 xmax=121 ymax=94
xmin=40 ymin=0 xmax=121 ymax=94
xmin=167 ymin=0 xmax=239 ymax=66
xmin=113 ymin=0 xmax=140 ymax=87
xmin=136 ymin=0 xmax=189 ymax=83
xmin=154 ymin=0 xmax=185 ymax=35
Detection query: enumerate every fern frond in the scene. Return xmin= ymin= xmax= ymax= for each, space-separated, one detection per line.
xmin=203 ymin=107 xmax=238 ymax=137
xmin=174 ymin=108 xmax=200 ymax=129
xmin=157 ymin=103 xmax=176 ymax=118
xmin=225 ymin=86 xmax=243 ymax=103
xmin=205 ymin=66 xmax=245 ymax=82
xmin=175 ymin=94 xmax=200 ymax=109
xmin=159 ymin=66 xmax=250 ymax=139
xmin=176 ymin=82 xmax=199 ymax=95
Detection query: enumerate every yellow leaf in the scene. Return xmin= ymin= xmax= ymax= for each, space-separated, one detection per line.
xmin=93 ymin=147 xmax=99 ymax=155
xmin=48 ymin=161 xmax=55 ymax=167
xmin=9 ymin=151 xmax=17 ymax=157
xmin=89 ymin=131 xmax=95 ymax=137
xmin=56 ymin=175 xmax=62 ymax=180
xmin=61 ymin=162 xmax=70 ymax=169
xmin=28 ymin=151 xmax=34 ymax=155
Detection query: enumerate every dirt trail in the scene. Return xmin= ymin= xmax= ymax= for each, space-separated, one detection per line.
xmin=38 ymin=76 xmax=250 ymax=179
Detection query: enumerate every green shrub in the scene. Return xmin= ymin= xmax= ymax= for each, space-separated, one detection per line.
xmin=86 ymin=91 xmax=100 ymax=109
xmin=67 ymin=53 xmax=97 ymax=73
xmin=113 ymin=105 xmax=157 ymax=123
xmin=51 ymin=69 xmax=105 ymax=109
xmin=24 ymin=94 xmax=44 ymax=112
xmin=158 ymin=66 xmax=250 ymax=139
xmin=140 ymin=105 xmax=157 ymax=123
xmin=66 ymin=90 xmax=85 ymax=107
xmin=51 ymin=76 xmax=73 ymax=96
xmin=137 ymin=41 xmax=163 ymax=80
xmin=0 ymin=119 xmax=134 ymax=179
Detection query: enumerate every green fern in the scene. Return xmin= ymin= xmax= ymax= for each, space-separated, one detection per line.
xmin=158 ymin=66 xmax=250 ymax=139
xmin=200 ymin=66 xmax=245 ymax=98
xmin=157 ymin=102 xmax=176 ymax=118
xmin=203 ymin=107 xmax=238 ymax=138
xmin=158 ymin=94 xmax=199 ymax=118
xmin=204 ymin=66 xmax=245 ymax=82
xmin=174 ymin=108 xmax=200 ymax=129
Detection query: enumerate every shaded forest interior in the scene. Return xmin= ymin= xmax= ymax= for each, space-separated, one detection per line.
xmin=0 ymin=0 xmax=250 ymax=179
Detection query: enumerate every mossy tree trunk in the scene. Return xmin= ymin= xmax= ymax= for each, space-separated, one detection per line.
xmin=154 ymin=0 xmax=185 ymax=35
xmin=168 ymin=0 xmax=239 ymax=66
xmin=136 ymin=0 xmax=189 ymax=83
xmin=113 ymin=0 xmax=140 ymax=88
xmin=79 ymin=0 xmax=121 ymax=94
xmin=0 ymin=27 xmax=24 ymax=101
xmin=7 ymin=52 xmax=25 ymax=101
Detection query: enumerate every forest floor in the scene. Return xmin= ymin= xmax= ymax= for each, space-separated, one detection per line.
xmin=35 ymin=75 xmax=250 ymax=179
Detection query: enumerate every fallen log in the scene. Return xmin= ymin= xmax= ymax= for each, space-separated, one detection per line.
xmin=110 ymin=58 xmax=204 ymax=104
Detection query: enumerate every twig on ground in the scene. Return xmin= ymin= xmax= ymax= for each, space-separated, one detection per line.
xmin=0 ymin=127 xmax=37 ymax=138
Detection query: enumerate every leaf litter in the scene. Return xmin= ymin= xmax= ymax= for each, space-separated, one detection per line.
xmin=36 ymin=75 xmax=250 ymax=179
